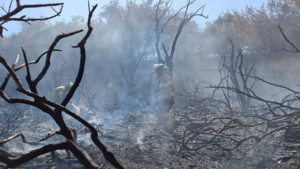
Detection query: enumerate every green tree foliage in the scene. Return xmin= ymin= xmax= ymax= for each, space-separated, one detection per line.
xmin=96 ymin=0 xmax=156 ymax=61
xmin=2 ymin=0 xmax=300 ymax=67
xmin=203 ymin=0 xmax=300 ymax=56
xmin=0 ymin=0 xmax=203 ymax=102
xmin=0 ymin=0 xmax=202 ymax=73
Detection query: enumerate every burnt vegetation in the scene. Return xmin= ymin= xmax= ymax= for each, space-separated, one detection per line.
xmin=0 ymin=0 xmax=300 ymax=169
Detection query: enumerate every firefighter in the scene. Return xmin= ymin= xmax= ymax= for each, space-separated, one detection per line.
xmin=154 ymin=64 xmax=175 ymax=113
xmin=52 ymin=82 xmax=74 ymax=103
xmin=154 ymin=64 xmax=179 ymax=135
xmin=50 ymin=82 xmax=74 ymax=160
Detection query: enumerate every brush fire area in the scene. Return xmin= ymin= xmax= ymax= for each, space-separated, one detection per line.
xmin=0 ymin=0 xmax=300 ymax=168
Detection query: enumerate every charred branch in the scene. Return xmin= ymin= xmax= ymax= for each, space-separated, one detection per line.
xmin=0 ymin=1 xmax=124 ymax=169
xmin=33 ymin=30 xmax=83 ymax=94
xmin=0 ymin=1 xmax=63 ymax=37
xmin=0 ymin=1 xmax=63 ymax=22
xmin=278 ymin=25 xmax=300 ymax=53
xmin=0 ymin=132 xmax=44 ymax=146
xmin=0 ymin=140 xmax=101 ymax=169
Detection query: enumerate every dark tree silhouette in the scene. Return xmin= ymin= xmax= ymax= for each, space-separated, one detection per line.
xmin=0 ymin=1 xmax=124 ymax=168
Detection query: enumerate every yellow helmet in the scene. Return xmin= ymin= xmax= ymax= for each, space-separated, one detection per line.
xmin=153 ymin=64 xmax=167 ymax=70
xmin=67 ymin=82 xmax=74 ymax=87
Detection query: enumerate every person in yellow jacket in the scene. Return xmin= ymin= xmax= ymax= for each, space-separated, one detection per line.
xmin=154 ymin=64 xmax=175 ymax=113
xmin=52 ymin=82 xmax=74 ymax=103
xmin=154 ymin=64 xmax=179 ymax=135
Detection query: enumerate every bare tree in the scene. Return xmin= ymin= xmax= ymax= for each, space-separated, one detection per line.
xmin=0 ymin=1 xmax=124 ymax=168
xmin=0 ymin=0 xmax=63 ymax=37
xmin=154 ymin=0 xmax=207 ymax=72
xmin=213 ymin=39 xmax=258 ymax=113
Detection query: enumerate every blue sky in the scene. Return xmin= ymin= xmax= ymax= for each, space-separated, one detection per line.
xmin=1 ymin=0 xmax=267 ymax=36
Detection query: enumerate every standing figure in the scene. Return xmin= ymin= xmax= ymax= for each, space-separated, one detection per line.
xmin=154 ymin=64 xmax=179 ymax=134
xmin=50 ymin=82 xmax=74 ymax=159
xmin=52 ymin=82 xmax=74 ymax=103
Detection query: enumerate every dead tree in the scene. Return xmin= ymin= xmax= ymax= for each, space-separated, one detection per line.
xmin=0 ymin=0 xmax=63 ymax=37
xmin=206 ymin=25 xmax=300 ymax=142
xmin=0 ymin=1 xmax=124 ymax=168
xmin=154 ymin=0 xmax=207 ymax=72
xmin=214 ymin=39 xmax=258 ymax=113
